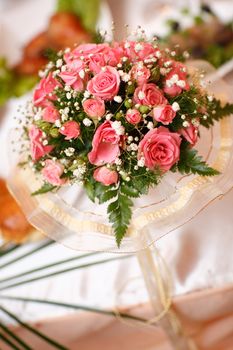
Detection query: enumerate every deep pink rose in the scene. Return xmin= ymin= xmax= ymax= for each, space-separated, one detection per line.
xmin=72 ymin=43 xmax=109 ymax=59
xmin=83 ymin=98 xmax=105 ymax=118
xmin=126 ymin=109 xmax=142 ymax=125
xmin=138 ymin=127 xmax=181 ymax=171
xmin=59 ymin=59 xmax=86 ymax=91
xmin=29 ymin=125 xmax=53 ymax=161
xmin=33 ymin=73 xmax=60 ymax=107
xmin=88 ymin=121 xmax=122 ymax=165
xmin=42 ymin=159 xmax=66 ymax=186
xmin=104 ymin=44 xmax=124 ymax=66
xmin=59 ymin=121 xmax=80 ymax=140
xmin=133 ymin=83 xmax=167 ymax=106
xmin=42 ymin=105 xmax=60 ymax=123
xmin=164 ymin=62 xmax=190 ymax=97
xmin=87 ymin=66 xmax=120 ymax=101
xmin=179 ymin=124 xmax=198 ymax=146
xmin=130 ymin=64 xmax=150 ymax=85
xmin=153 ymin=105 xmax=176 ymax=125
xmin=93 ymin=166 xmax=118 ymax=186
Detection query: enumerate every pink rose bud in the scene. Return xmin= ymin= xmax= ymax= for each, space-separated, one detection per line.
xmin=59 ymin=121 xmax=81 ymax=140
xmin=153 ymin=105 xmax=176 ymax=125
xmin=179 ymin=124 xmax=198 ymax=146
xmin=43 ymin=105 xmax=60 ymax=123
xmin=126 ymin=109 xmax=142 ymax=124
xmin=83 ymin=98 xmax=105 ymax=119
xmin=138 ymin=126 xmax=181 ymax=171
xmin=133 ymin=83 xmax=167 ymax=106
xmin=42 ymin=159 xmax=66 ymax=186
xmin=87 ymin=66 xmax=120 ymax=101
xmin=28 ymin=125 xmax=53 ymax=161
xmin=93 ymin=166 xmax=118 ymax=186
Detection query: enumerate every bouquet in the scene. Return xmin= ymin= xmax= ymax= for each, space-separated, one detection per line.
xmin=20 ymin=36 xmax=233 ymax=246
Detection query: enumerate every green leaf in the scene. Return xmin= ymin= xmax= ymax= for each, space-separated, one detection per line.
xmin=100 ymin=189 xmax=118 ymax=203
xmin=178 ymin=148 xmax=220 ymax=176
xmin=120 ymin=183 xmax=140 ymax=198
xmin=107 ymin=193 xmax=133 ymax=247
xmin=84 ymin=181 xmax=95 ymax=202
xmin=200 ymin=100 xmax=233 ymax=128
xmin=32 ymin=183 xmax=57 ymax=196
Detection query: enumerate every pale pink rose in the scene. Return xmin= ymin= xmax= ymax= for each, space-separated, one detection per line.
xmin=93 ymin=166 xmax=118 ymax=186
xmin=59 ymin=121 xmax=80 ymax=140
xmin=42 ymin=159 xmax=66 ymax=186
xmin=130 ymin=64 xmax=150 ymax=85
xmin=59 ymin=59 xmax=86 ymax=91
xmin=104 ymin=44 xmax=124 ymax=66
xmin=83 ymin=98 xmax=105 ymax=118
xmin=42 ymin=105 xmax=60 ymax=123
xmin=88 ymin=53 xmax=106 ymax=73
xmin=29 ymin=125 xmax=53 ymax=161
xmin=125 ymin=109 xmax=142 ymax=124
xmin=87 ymin=66 xmax=120 ymax=101
xmin=153 ymin=105 xmax=176 ymax=125
xmin=179 ymin=124 xmax=198 ymax=146
xmin=88 ymin=121 xmax=122 ymax=165
xmin=164 ymin=62 xmax=190 ymax=97
xmin=138 ymin=127 xmax=181 ymax=171
xmin=33 ymin=73 xmax=60 ymax=107
xmin=134 ymin=83 xmax=167 ymax=106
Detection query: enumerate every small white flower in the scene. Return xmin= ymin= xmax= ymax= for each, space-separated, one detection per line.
xmin=66 ymin=92 xmax=72 ymax=100
xmin=124 ymin=42 xmax=130 ymax=49
xmin=182 ymin=121 xmax=190 ymax=127
xmin=64 ymin=85 xmax=71 ymax=91
xmin=56 ymin=59 xmax=63 ymax=68
xmin=172 ymin=102 xmax=180 ymax=112
xmin=105 ymin=113 xmax=113 ymax=120
xmin=181 ymin=114 xmax=186 ymax=120
xmin=64 ymin=147 xmax=75 ymax=157
xmin=147 ymin=121 xmax=154 ymax=130
xmin=138 ymin=157 xmax=145 ymax=167
xmin=207 ymin=95 xmax=213 ymax=102
xmin=134 ymin=43 xmax=143 ymax=52
xmin=203 ymin=115 xmax=208 ymax=120
xmin=55 ymin=120 xmax=61 ymax=127
xmin=122 ymin=56 xmax=128 ymax=62
xmin=112 ymin=121 xmax=125 ymax=135
xmin=42 ymin=140 xmax=48 ymax=146
xmin=83 ymin=118 xmax=92 ymax=127
xmin=79 ymin=69 xmax=85 ymax=79
xmin=177 ymin=80 xmax=186 ymax=88
xmin=115 ymin=158 xmax=122 ymax=165
xmin=113 ymin=96 xmax=123 ymax=103
xmin=84 ymin=91 xmax=91 ymax=98
xmin=127 ymin=143 xmax=138 ymax=151
xmin=121 ymin=73 xmax=130 ymax=82
xmin=138 ymin=91 xmax=145 ymax=100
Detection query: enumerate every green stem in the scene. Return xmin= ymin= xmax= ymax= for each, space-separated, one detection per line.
xmin=0 ymin=306 xmax=68 ymax=350
xmin=0 ymin=240 xmax=54 ymax=270
xmin=0 ymin=322 xmax=32 ymax=350
xmin=0 ymin=255 xmax=132 ymax=291
xmin=0 ymin=331 xmax=21 ymax=350
xmin=0 ymin=252 xmax=99 ymax=285
xmin=0 ymin=295 xmax=146 ymax=323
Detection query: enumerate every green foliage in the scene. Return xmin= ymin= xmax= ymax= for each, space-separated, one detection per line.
xmin=200 ymin=99 xmax=233 ymax=128
xmin=178 ymin=148 xmax=220 ymax=176
xmin=57 ymin=0 xmax=100 ymax=32
xmin=32 ymin=183 xmax=57 ymax=196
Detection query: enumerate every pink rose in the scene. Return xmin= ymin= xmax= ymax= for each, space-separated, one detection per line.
xmin=88 ymin=121 xmax=123 ymax=165
xmin=125 ymin=109 xmax=142 ymax=125
xmin=164 ymin=62 xmax=190 ymax=97
xmin=133 ymin=83 xmax=167 ymax=107
xmin=93 ymin=166 xmax=118 ymax=186
xmin=104 ymin=44 xmax=124 ymax=66
xmin=59 ymin=121 xmax=80 ymax=140
xmin=42 ymin=105 xmax=60 ymax=123
xmin=122 ymin=41 xmax=155 ymax=62
xmin=138 ymin=127 xmax=181 ymax=171
xmin=72 ymin=43 xmax=109 ymax=59
xmin=179 ymin=124 xmax=198 ymax=146
xmin=59 ymin=59 xmax=86 ymax=91
xmin=42 ymin=159 xmax=66 ymax=186
xmin=153 ymin=105 xmax=176 ymax=125
xmin=33 ymin=73 xmax=60 ymax=107
xmin=89 ymin=53 xmax=106 ymax=74
xmin=130 ymin=64 xmax=150 ymax=85
xmin=29 ymin=125 xmax=53 ymax=161
xmin=87 ymin=66 xmax=120 ymax=101
xmin=83 ymin=98 xmax=105 ymax=119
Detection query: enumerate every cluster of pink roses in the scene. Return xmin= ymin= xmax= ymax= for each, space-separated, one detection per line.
xmin=28 ymin=40 xmax=199 ymax=188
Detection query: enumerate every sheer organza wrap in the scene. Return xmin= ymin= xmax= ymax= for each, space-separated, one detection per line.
xmin=7 ymin=61 xmax=233 ymax=253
